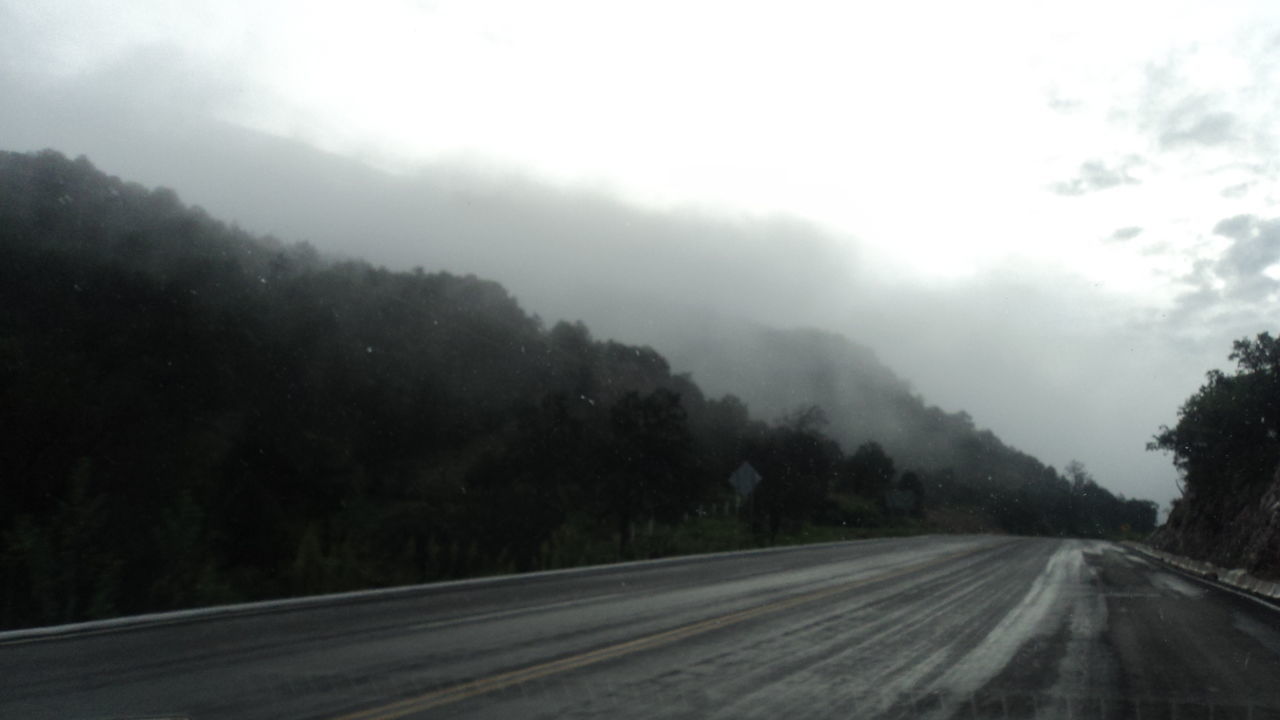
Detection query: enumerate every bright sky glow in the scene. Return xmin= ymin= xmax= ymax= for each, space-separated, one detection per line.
xmin=292 ymin=3 xmax=1278 ymax=288
xmin=13 ymin=0 xmax=1280 ymax=289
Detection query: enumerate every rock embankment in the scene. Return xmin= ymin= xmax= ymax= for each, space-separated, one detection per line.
xmin=1129 ymin=542 xmax=1280 ymax=602
xmin=1150 ymin=463 xmax=1280 ymax=581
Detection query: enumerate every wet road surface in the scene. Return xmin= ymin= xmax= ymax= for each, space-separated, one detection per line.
xmin=3 ymin=535 xmax=1280 ymax=719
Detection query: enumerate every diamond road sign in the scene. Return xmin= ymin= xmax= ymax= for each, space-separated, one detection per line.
xmin=728 ymin=461 xmax=762 ymax=497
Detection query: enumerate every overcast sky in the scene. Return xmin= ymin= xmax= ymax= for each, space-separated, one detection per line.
xmin=4 ymin=0 xmax=1279 ymax=510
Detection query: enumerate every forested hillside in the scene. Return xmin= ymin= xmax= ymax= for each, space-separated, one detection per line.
xmin=662 ymin=325 xmax=1057 ymax=486
xmin=656 ymin=321 xmax=1156 ymax=534
xmin=0 ymin=150 xmax=1156 ymax=630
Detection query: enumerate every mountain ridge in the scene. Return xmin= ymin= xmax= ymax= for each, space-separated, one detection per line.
xmin=0 ymin=148 xmax=1158 ymax=630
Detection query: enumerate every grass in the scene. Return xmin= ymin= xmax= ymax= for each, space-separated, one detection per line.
xmin=539 ymin=513 xmax=935 ymax=573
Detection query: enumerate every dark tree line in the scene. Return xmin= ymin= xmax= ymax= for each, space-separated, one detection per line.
xmin=0 ymin=150 xmax=1155 ymax=629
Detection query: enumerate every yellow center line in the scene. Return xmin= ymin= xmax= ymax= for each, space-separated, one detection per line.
xmin=328 ymin=542 xmax=1000 ymax=720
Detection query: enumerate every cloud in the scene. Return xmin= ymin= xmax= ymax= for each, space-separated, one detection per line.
xmin=1047 ymin=94 xmax=1082 ymax=113
xmin=1212 ymin=214 xmax=1256 ymax=243
xmin=1170 ymin=214 xmax=1280 ymax=319
xmin=1211 ymin=214 xmax=1280 ymax=298
xmin=1159 ymin=106 xmax=1240 ymax=149
xmin=1 ymin=59 xmax=870 ymax=336
xmin=1128 ymin=43 xmax=1276 ymax=169
xmin=1108 ymin=226 xmax=1144 ymax=242
xmin=1139 ymin=240 xmax=1171 ymax=257
xmin=1169 ymin=283 xmax=1221 ymax=321
xmin=1052 ymin=158 xmax=1141 ymax=196
xmin=1220 ymin=182 xmax=1250 ymax=198
xmin=1163 ymin=215 xmax=1280 ymax=327
xmin=1133 ymin=40 xmax=1279 ymax=160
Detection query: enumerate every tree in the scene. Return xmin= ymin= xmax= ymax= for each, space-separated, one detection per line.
xmin=466 ymin=393 xmax=587 ymax=571
xmin=841 ymin=442 xmax=896 ymax=502
xmin=778 ymin=405 xmax=829 ymax=433
xmin=600 ymin=389 xmax=698 ymax=558
xmin=747 ymin=423 xmax=842 ymax=539
xmin=898 ymin=471 xmax=926 ymax=518
xmin=1149 ymin=333 xmax=1280 ymax=496
xmin=1064 ymin=460 xmax=1094 ymax=493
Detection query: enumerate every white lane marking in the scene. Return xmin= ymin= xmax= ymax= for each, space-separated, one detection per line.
xmin=1045 ymin=546 xmax=1116 ymax=701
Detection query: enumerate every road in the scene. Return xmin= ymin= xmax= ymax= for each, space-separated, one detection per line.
xmin=3 ymin=536 xmax=1280 ymax=719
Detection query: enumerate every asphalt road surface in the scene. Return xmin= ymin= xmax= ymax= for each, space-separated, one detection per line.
xmin=4 ymin=536 xmax=1280 ymax=720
